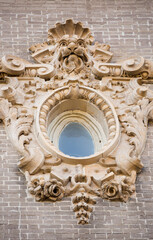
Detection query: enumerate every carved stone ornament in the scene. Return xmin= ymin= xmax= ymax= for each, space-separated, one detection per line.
xmin=1 ymin=19 xmax=153 ymax=224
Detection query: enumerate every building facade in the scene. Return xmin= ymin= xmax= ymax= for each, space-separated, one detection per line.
xmin=1 ymin=0 xmax=153 ymax=239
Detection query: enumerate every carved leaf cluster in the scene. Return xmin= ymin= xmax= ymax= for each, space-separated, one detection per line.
xmin=1 ymin=19 xmax=153 ymax=225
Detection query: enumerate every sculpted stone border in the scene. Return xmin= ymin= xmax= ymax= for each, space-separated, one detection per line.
xmin=35 ymin=85 xmax=120 ymax=164
xmin=1 ymin=19 xmax=153 ymax=224
xmin=47 ymin=110 xmax=107 ymax=152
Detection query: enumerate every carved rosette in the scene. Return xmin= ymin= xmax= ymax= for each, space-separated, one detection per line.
xmin=1 ymin=19 xmax=153 ymax=224
xmin=28 ymin=177 xmax=65 ymax=202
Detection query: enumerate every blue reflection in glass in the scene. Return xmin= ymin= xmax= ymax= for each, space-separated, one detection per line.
xmin=59 ymin=122 xmax=94 ymax=157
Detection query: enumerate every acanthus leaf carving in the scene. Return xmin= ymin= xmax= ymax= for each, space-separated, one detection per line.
xmin=1 ymin=19 xmax=153 ymax=224
xmin=0 ymin=98 xmax=11 ymax=121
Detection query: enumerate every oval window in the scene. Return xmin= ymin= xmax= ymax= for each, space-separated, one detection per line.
xmin=59 ymin=122 xmax=94 ymax=157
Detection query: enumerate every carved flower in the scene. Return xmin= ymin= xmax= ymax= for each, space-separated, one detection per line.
xmin=101 ymin=181 xmax=119 ymax=200
xmin=28 ymin=177 xmax=45 ymax=201
xmin=35 ymin=186 xmax=45 ymax=201
xmin=44 ymin=179 xmax=65 ymax=201
xmin=101 ymin=178 xmax=134 ymax=202
xmin=119 ymin=177 xmax=135 ymax=202
xmin=28 ymin=178 xmax=65 ymax=201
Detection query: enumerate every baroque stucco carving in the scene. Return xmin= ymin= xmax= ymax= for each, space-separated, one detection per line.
xmin=1 ymin=19 xmax=153 ymax=224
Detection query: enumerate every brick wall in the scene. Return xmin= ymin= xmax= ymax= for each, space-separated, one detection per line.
xmin=1 ymin=0 xmax=153 ymax=239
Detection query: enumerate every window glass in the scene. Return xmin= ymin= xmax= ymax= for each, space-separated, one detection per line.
xmin=59 ymin=122 xmax=94 ymax=157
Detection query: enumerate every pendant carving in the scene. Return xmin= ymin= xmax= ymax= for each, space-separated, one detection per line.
xmin=1 ymin=19 xmax=153 ymax=224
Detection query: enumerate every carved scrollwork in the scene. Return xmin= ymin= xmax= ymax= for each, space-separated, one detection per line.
xmin=37 ymin=64 xmax=55 ymax=79
xmin=6 ymin=107 xmax=34 ymax=151
xmin=1 ymin=105 xmax=45 ymax=174
xmin=1 ymin=55 xmax=26 ymax=75
xmin=92 ymin=56 xmax=153 ymax=80
xmin=92 ymin=62 xmax=123 ymax=78
xmin=21 ymin=64 xmax=55 ymax=79
xmin=0 ymin=55 xmax=55 ymax=80
xmin=122 ymin=56 xmax=145 ymax=73
xmin=1 ymin=19 xmax=153 ymax=224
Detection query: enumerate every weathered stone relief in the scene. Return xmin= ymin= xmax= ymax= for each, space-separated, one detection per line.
xmin=1 ymin=19 xmax=153 ymax=224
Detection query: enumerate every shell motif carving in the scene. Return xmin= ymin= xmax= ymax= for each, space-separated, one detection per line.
xmin=1 ymin=19 xmax=153 ymax=224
